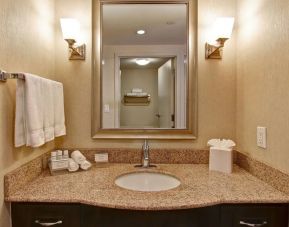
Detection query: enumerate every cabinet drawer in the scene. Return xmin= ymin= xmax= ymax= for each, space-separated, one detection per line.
xmin=220 ymin=204 xmax=288 ymax=227
xmin=11 ymin=203 xmax=81 ymax=227
xmin=82 ymin=205 xmax=220 ymax=227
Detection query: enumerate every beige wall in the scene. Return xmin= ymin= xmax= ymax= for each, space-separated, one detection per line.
xmin=120 ymin=69 xmax=159 ymax=128
xmin=55 ymin=0 xmax=237 ymax=149
xmin=0 ymin=0 xmax=56 ymax=226
xmin=54 ymin=0 xmax=93 ymax=149
xmin=236 ymin=0 xmax=289 ymax=174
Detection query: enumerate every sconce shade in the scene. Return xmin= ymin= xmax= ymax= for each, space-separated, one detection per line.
xmin=212 ymin=17 xmax=235 ymax=39
xmin=60 ymin=18 xmax=85 ymax=60
xmin=60 ymin=18 xmax=80 ymax=40
xmin=205 ymin=17 xmax=235 ymax=59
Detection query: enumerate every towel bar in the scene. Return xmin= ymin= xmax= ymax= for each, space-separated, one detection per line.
xmin=0 ymin=70 xmax=25 ymax=82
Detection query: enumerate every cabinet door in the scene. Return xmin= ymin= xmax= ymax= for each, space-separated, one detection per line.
xmin=82 ymin=205 xmax=220 ymax=227
xmin=220 ymin=204 xmax=288 ymax=227
xmin=11 ymin=203 xmax=81 ymax=227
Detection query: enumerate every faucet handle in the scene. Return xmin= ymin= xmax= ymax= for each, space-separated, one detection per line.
xmin=143 ymin=139 xmax=149 ymax=149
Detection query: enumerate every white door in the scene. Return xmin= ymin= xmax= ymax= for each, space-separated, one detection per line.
xmin=157 ymin=59 xmax=175 ymax=128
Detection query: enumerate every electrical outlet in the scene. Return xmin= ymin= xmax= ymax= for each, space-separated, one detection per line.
xmin=95 ymin=153 xmax=108 ymax=163
xmin=257 ymin=126 xmax=267 ymax=149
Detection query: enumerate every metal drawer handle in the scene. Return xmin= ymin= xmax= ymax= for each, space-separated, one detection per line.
xmin=35 ymin=220 xmax=63 ymax=226
xmin=240 ymin=220 xmax=267 ymax=227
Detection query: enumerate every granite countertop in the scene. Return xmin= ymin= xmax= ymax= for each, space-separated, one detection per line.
xmin=5 ymin=163 xmax=289 ymax=210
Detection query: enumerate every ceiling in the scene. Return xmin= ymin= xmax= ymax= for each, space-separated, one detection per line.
xmin=120 ymin=57 xmax=171 ymax=69
xmin=102 ymin=4 xmax=187 ymax=45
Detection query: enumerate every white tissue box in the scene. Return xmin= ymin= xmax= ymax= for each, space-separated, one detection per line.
xmin=209 ymin=147 xmax=233 ymax=174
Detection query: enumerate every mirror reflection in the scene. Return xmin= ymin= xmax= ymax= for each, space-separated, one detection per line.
xmin=101 ymin=3 xmax=188 ymax=129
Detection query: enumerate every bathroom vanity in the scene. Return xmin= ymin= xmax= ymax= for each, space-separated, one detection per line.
xmin=11 ymin=202 xmax=288 ymax=227
xmin=6 ymin=163 xmax=289 ymax=227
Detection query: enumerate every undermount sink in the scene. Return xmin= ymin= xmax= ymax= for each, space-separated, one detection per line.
xmin=114 ymin=172 xmax=181 ymax=192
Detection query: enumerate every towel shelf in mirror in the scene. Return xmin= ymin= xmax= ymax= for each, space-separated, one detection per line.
xmin=123 ymin=94 xmax=151 ymax=105
xmin=91 ymin=0 xmax=197 ymax=139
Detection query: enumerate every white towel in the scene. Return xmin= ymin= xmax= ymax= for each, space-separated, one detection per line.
xmin=15 ymin=78 xmax=26 ymax=147
xmin=135 ymin=92 xmax=148 ymax=97
xmin=80 ymin=160 xmax=92 ymax=170
xmin=54 ymin=82 xmax=66 ymax=137
xmin=126 ymin=92 xmax=148 ymax=97
xmin=71 ymin=150 xmax=86 ymax=164
xmin=15 ymin=74 xmax=45 ymax=147
xmin=43 ymin=78 xmax=55 ymax=142
xmin=132 ymin=88 xmax=142 ymax=93
xmin=15 ymin=73 xmax=66 ymax=148
xmin=68 ymin=158 xmax=79 ymax=172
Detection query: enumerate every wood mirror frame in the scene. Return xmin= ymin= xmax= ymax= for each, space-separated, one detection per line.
xmin=92 ymin=0 xmax=197 ymax=140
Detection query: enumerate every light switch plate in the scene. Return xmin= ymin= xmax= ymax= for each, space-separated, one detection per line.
xmin=104 ymin=104 xmax=110 ymax=113
xmin=257 ymin=126 xmax=267 ymax=149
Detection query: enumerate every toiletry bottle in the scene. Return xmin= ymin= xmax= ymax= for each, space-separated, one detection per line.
xmin=57 ymin=150 xmax=63 ymax=160
xmin=63 ymin=150 xmax=69 ymax=160
xmin=51 ymin=151 xmax=57 ymax=161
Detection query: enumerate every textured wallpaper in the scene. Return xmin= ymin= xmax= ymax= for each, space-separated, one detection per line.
xmin=236 ymin=0 xmax=289 ymax=174
xmin=0 ymin=0 xmax=56 ymax=226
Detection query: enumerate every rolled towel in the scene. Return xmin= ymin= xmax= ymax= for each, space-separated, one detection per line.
xmin=80 ymin=160 xmax=92 ymax=170
xmin=68 ymin=158 xmax=79 ymax=172
xmin=125 ymin=92 xmax=148 ymax=97
xmin=135 ymin=92 xmax=148 ymax=97
xmin=132 ymin=88 xmax=142 ymax=93
xmin=125 ymin=92 xmax=138 ymax=96
xmin=71 ymin=150 xmax=86 ymax=164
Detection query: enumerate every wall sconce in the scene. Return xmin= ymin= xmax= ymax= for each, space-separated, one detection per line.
xmin=205 ymin=17 xmax=235 ymax=59
xmin=60 ymin=18 xmax=85 ymax=60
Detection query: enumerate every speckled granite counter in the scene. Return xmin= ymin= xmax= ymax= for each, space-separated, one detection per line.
xmin=5 ymin=164 xmax=289 ymax=210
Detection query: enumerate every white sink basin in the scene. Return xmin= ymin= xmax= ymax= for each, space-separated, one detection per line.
xmin=115 ymin=172 xmax=180 ymax=192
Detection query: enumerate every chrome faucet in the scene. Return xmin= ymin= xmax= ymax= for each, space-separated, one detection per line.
xmin=142 ymin=139 xmax=150 ymax=168
xmin=134 ymin=140 xmax=156 ymax=168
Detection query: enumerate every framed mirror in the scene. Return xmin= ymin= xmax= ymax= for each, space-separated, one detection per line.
xmin=92 ymin=0 xmax=197 ymax=139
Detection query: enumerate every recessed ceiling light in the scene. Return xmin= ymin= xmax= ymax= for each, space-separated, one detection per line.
xmin=136 ymin=30 xmax=146 ymax=35
xmin=135 ymin=58 xmax=150 ymax=66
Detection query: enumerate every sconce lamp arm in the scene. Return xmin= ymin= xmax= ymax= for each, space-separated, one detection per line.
xmin=64 ymin=39 xmax=86 ymax=60
xmin=205 ymin=38 xmax=229 ymax=59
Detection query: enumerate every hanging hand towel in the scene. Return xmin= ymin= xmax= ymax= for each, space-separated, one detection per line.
xmin=15 ymin=78 xmax=26 ymax=147
xmin=53 ymin=82 xmax=66 ymax=137
xmin=42 ymin=78 xmax=55 ymax=142
xmin=15 ymin=73 xmax=66 ymax=148
xmin=15 ymin=74 xmax=45 ymax=147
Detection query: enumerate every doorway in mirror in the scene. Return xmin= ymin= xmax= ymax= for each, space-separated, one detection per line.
xmin=114 ymin=56 xmax=186 ymax=129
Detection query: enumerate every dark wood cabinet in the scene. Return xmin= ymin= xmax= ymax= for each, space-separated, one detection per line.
xmin=81 ymin=205 xmax=219 ymax=227
xmin=11 ymin=203 xmax=81 ymax=227
xmin=11 ymin=202 xmax=288 ymax=227
xmin=220 ymin=204 xmax=288 ymax=227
